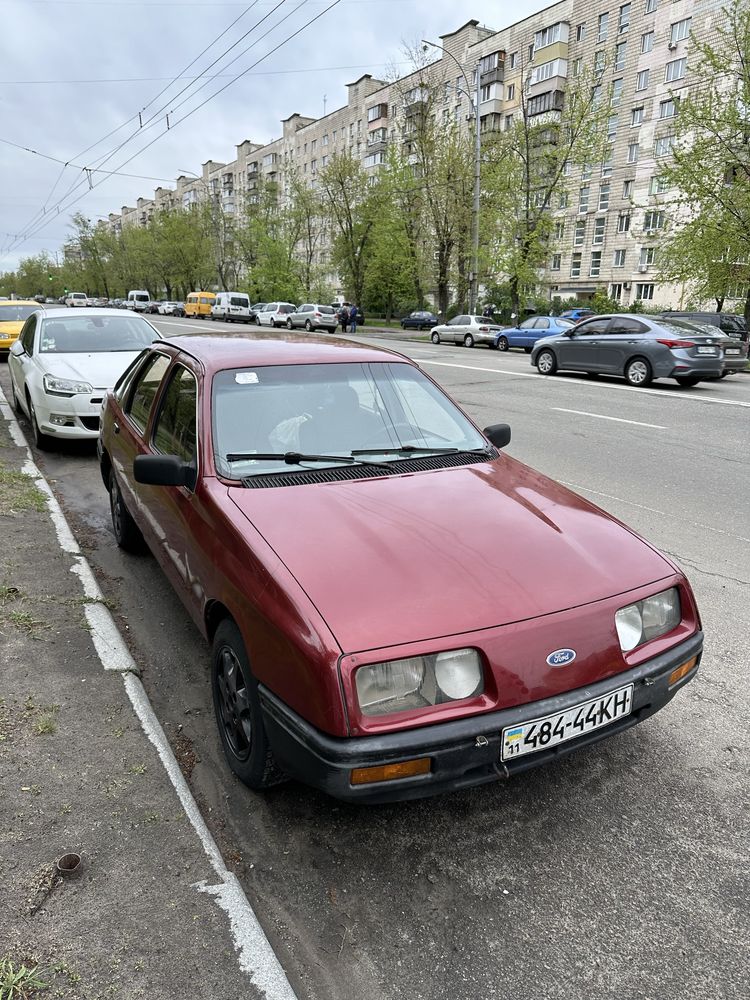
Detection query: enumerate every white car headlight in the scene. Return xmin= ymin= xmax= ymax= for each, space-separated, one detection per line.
xmin=615 ymin=588 xmax=681 ymax=652
xmin=355 ymin=649 xmax=483 ymax=717
xmin=43 ymin=374 xmax=93 ymax=397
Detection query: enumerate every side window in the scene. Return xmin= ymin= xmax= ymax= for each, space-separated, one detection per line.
xmin=152 ymin=365 xmax=198 ymax=465
xmin=535 ymin=318 xmax=551 ymax=329
xmin=21 ymin=315 xmax=37 ymax=354
xmin=609 ymin=318 xmax=648 ymax=334
xmin=520 ymin=319 xmax=536 ymax=329
xmin=126 ymin=353 xmax=171 ymax=434
xmin=577 ymin=319 xmax=611 ymax=336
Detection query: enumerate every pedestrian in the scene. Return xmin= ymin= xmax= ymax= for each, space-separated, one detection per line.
xmin=349 ymin=303 xmax=358 ymax=334
xmin=339 ymin=303 xmax=350 ymax=333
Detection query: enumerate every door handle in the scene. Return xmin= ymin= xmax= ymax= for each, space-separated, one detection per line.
xmin=113 ymin=421 xmax=120 ymax=434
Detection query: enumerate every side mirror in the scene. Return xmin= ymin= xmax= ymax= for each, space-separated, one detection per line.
xmin=9 ymin=340 xmax=25 ymax=357
xmin=134 ymin=454 xmax=195 ymax=489
xmin=483 ymin=423 xmax=511 ymax=449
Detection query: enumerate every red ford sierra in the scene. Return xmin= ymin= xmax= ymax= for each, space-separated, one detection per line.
xmin=98 ymin=333 xmax=702 ymax=802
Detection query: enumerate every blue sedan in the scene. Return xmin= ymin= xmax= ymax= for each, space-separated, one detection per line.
xmin=495 ymin=316 xmax=575 ymax=352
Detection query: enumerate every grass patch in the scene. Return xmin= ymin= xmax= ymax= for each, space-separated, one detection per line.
xmin=0 ymin=957 xmax=48 ymax=999
xmin=4 ymin=611 xmax=49 ymax=637
xmin=0 ymin=465 xmax=47 ymax=514
xmin=35 ymin=712 xmax=57 ymax=736
xmin=0 ymin=586 xmax=22 ymax=606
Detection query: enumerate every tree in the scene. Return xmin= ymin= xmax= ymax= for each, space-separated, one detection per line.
xmin=658 ymin=0 xmax=750 ymax=322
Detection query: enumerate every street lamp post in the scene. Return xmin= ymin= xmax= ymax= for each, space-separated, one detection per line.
xmin=423 ymin=40 xmax=482 ymax=314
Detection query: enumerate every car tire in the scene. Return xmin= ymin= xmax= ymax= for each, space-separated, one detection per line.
xmin=497 ymin=336 xmax=509 ymax=352
xmin=675 ymin=376 xmax=700 ymax=387
xmin=305 ymin=320 xmax=312 ymax=332
xmin=536 ymin=349 xmax=557 ymax=375
xmin=256 ymin=316 xmax=262 ymax=326
xmin=211 ymin=618 xmax=286 ymax=791
xmin=431 ymin=331 xmax=441 ymax=344
xmin=109 ymin=470 xmax=143 ymax=552
xmin=286 ymin=319 xmax=293 ymax=330
xmin=27 ymin=395 xmax=52 ymax=450
xmin=624 ymin=357 xmax=652 ymax=387
xmin=9 ymin=376 xmax=21 ymax=413
xmin=523 ymin=347 xmax=532 ymax=354
xmin=464 ymin=333 xmax=475 ymax=348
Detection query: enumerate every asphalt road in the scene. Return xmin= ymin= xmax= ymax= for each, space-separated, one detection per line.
xmin=3 ymin=316 xmax=748 ymax=1000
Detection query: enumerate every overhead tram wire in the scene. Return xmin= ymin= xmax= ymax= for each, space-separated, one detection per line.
xmin=4 ymin=0 xmax=291 ymax=255
xmin=3 ymin=2 xmax=261 ymax=256
xmin=8 ymin=0 xmax=344 ymax=257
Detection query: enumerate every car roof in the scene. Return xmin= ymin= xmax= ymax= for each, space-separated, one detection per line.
xmin=0 ymin=299 xmax=43 ymax=306
xmin=160 ymin=333 xmax=406 ymax=373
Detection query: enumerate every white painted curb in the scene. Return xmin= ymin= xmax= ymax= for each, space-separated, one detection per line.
xmin=0 ymin=388 xmax=298 ymax=1000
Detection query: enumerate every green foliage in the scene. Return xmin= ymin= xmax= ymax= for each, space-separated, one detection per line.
xmin=589 ymin=289 xmax=620 ymax=314
xmin=0 ymin=957 xmax=48 ymax=999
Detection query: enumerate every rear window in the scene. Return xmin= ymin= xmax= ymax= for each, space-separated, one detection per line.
xmin=135 ymin=294 xmax=149 ymax=303
xmin=278 ymin=304 xmax=295 ymax=314
xmin=230 ymin=296 xmax=248 ymax=307
xmin=317 ymin=306 xmax=335 ymax=314
xmin=658 ymin=320 xmax=716 ymax=338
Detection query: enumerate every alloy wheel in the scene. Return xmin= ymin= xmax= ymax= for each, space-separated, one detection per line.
xmin=215 ymin=645 xmax=253 ymax=761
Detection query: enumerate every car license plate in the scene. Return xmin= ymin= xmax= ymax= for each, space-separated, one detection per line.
xmin=501 ymin=684 xmax=633 ymax=761
xmin=697 ymin=346 xmax=717 ymax=354
xmin=725 ymin=348 xmax=740 ymax=355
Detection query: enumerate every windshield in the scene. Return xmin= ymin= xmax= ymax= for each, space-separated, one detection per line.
xmin=40 ymin=315 xmax=157 ymax=353
xmin=0 ymin=304 xmax=37 ymax=323
xmin=212 ymin=362 xmax=488 ymax=479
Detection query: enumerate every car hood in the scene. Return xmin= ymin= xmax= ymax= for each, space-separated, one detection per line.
xmin=228 ymin=457 xmax=672 ymax=653
xmin=39 ymin=351 xmax=143 ymax=388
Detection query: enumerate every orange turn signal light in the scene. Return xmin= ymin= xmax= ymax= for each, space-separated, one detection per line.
xmin=350 ymin=758 xmax=431 ymax=786
xmin=669 ymin=656 xmax=698 ymax=686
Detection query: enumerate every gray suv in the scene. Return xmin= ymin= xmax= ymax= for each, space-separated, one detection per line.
xmin=286 ymin=304 xmax=338 ymax=333
xmin=531 ymin=314 xmax=725 ymax=387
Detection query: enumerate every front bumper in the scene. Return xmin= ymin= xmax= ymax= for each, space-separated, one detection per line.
xmin=260 ymin=631 xmax=702 ymax=803
xmin=35 ymin=392 xmax=103 ymax=439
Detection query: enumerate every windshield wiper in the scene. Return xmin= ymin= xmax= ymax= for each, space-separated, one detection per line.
xmin=351 ymin=445 xmax=492 ymax=457
xmin=225 ymin=451 xmax=391 ymax=469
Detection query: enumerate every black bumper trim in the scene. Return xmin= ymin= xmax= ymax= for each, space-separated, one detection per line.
xmin=259 ymin=631 xmax=703 ymax=803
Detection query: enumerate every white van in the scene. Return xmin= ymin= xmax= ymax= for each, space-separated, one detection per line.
xmin=211 ymin=292 xmax=253 ymax=323
xmin=127 ymin=290 xmax=150 ymax=312
xmin=65 ymin=292 xmax=88 ymax=307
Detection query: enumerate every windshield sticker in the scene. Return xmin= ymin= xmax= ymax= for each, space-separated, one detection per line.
xmin=235 ymin=372 xmax=259 ymax=384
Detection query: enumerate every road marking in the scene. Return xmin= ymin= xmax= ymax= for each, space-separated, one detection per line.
xmin=552 ymin=407 xmax=667 ymax=429
xmin=415 ymin=358 xmax=750 ymax=407
xmin=0 ymin=386 xmax=299 ymax=1000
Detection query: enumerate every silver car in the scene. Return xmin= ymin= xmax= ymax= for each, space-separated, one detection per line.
xmin=430 ymin=314 xmax=504 ymax=348
xmin=530 ymin=314 xmax=725 ymax=387
xmin=286 ymin=303 xmax=338 ymax=333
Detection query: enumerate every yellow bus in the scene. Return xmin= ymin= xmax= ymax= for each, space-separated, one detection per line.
xmin=185 ymin=291 xmax=216 ymax=319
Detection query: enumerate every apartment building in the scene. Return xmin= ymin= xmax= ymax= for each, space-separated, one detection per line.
xmin=106 ymin=1 xmax=728 ymax=309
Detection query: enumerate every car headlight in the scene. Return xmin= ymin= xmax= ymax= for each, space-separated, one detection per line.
xmin=355 ymin=648 xmax=483 ymax=716
xmin=43 ymin=374 xmax=93 ymax=397
xmin=615 ymin=588 xmax=681 ymax=652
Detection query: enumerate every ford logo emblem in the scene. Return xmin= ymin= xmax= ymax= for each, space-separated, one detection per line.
xmin=546 ymin=648 xmax=576 ymax=667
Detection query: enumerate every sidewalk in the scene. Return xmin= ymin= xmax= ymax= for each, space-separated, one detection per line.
xmin=0 ymin=392 xmax=296 ymax=999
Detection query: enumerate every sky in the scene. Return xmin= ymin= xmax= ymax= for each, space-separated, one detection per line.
xmin=0 ymin=0 xmax=542 ymax=272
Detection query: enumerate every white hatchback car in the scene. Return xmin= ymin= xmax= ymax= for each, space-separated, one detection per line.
xmin=255 ymin=302 xmax=297 ymax=328
xmin=8 ymin=308 xmax=160 ymax=449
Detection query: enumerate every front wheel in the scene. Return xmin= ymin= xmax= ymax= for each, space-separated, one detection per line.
xmin=211 ymin=619 xmax=286 ymax=791
xmin=464 ymin=333 xmax=475 ymax=348
xmin=9 ymin=376 xmax=21 ymax=413
xmin=431 ymin=331 xmax=441 ymax=344
xmin=624 ymin=357 xmax=652 ymax=387
xmin=286 ymin=319 xmax=293 ymax=330
xmin=536 ymin=349 xmax=557 ymax=375
xmin=256 ymin=315 xmax=262 ymax=326
xmin=497 ymin=336 xmax=509 ymax=352
xmin=675 ymin=376 xmax=700 ymax=387
xmin=28 ymin=395 xmax=52 ymax=450
xmin=109 ymin=470 xmax=143 ymax=552
xmin=305 ymin=320 xmax=312 ymax=332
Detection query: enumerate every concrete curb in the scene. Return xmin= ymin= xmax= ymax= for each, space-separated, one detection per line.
xmin=0 ymin=386 xmax=299 ymax=1000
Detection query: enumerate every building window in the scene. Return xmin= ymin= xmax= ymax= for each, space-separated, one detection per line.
xmin=627 ymin=142 xmax=640 ymax=163
xmin=504 ymin=113 xmax=514 ymax=130
xmin=322 ymin=134 xmax=329 ymax=146
xmin=322 ymin=155 xmax=328 ymax=167
xmin=590 ymin=251 xmax=602 ymax=276
xmin=618 ymin=213 xmax=631 ymax=233
xmin=367 ymin=104 xmax=388 ymax=123
xmin=636 ymin=69 xmax=650 ymax=91
xmin=363 ymin=151 xmax=385 ymax=168
xmin=619 ymin=4 xmax=631 ymax=33
xmin=641 ymin=31 xmax=654 ymax=53
xmin=507 ymin=83 xmax=515 ymax=100
xmin=555 ymin=221 xmax=565 ymax=238
xmin=659 ymin=98 xmax=677 ymax=119
xmin=611 ymin=78 xmax=624 ymax=105
xmin=571 ymin=252 xmax=582 ymax=277
xmin=310 ymin=158 xmax=317 ymax=173
xmin=623 ymin=179 xmax=634 ymax=198
xmin=671 ymin=18 xmax=691 ymax=43
xmin=591 ymin=84 xmax=603 ymax=105
xmin=332 ymin=129 xmax=337 ymax=142
xmin=631 ymin=106 xmax=644 ymax=125
xmin=579 ymin=185 xmax=590 ymax=212
xmin=509 ymin=51 xmax=517 ymax=69
xmin=601 ymin=148 xmax=614 ymax=176
xmin=599 ymin=182 xmax=610 ymax=210
xmin=615 ymin=41 xmax=627 ymax=70
xmin=645 ymin=0 xmax=657 ymax=13
xmin=593 ymin=217 xmax=606 ymax=244
xmin=607 ymin=114 xmax=619 ymax=138
xmin=598 ymin=12 xmax=609 ymax=42
xmin=574 ymin=220 xmax=586 ymax=246
xmin=654 ymin=134 xmax=674 ymax=156
xmin=649 ymin=175 xmax=669 ymax=195
xmin=610 ymin=283 xmax=623 ymax=300
xmin=643 ymin=210 xmax=665 ymax=230
xmin=636 ymin=283 xmax=655 ymax=300
xmin=551 ymin=253 xmax=562 ymax=271
xmin=582 ymin=161 xmax=593 ymax=179
xmin=594 ymin=49 xmax=606 ymax=73
xmin=528 ymin=43 xmax=534 ymax=61
xmin=576 ymin=22 xmax=586 ymax=41
xmin=666 ymin=58 xmax=687 ymax=82
xmin=534 ymin=23 xmax=567 ymax=49
xmin=613 ymin=249 xmax=626 ymax=267
xmin=559 ymin=191 xmax=569 ymax=209
xmin=480 ymin=52 xmax=500 ymax=74
xmin=573 ymin=57 xmax=582 ymax=77
xmin=640 ymin=247 xmax=657 ymax=266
